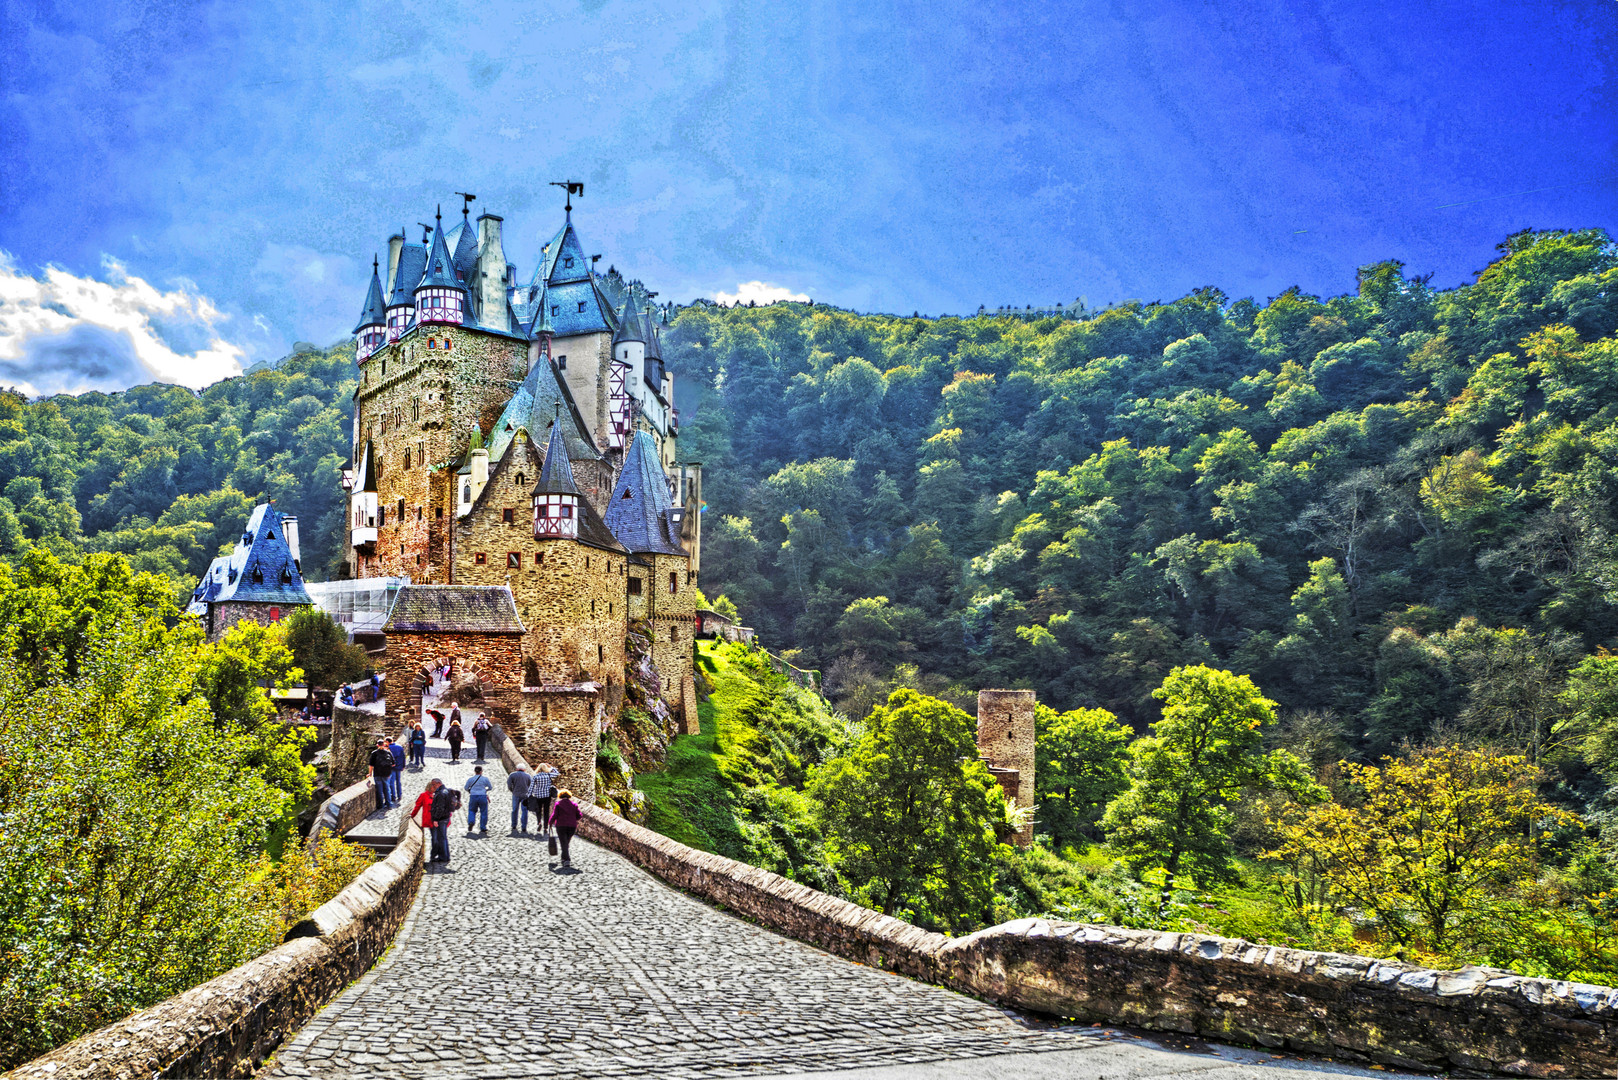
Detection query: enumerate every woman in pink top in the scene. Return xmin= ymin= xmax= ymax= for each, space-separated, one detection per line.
xmin=549 ymin=788 xmax=581 ymax=867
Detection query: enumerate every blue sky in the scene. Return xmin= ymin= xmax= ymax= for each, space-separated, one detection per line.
xmin=0 ymin=0 xmax=1614 ymax=394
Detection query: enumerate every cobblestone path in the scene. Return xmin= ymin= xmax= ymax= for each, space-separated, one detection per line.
xmin=269 ymin=703 xmax=1403 ymax=1080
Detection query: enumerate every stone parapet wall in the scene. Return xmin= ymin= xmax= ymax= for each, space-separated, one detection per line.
xmin=11 ymin=823 xmax=427 ymax=1080
xmin=306 ymin=773 xmax=377 ymax=848
xmin=573 ymin=803 xmax=946 ymax=981
xmin=571 ymin=801 xmax=1616 ymax=1078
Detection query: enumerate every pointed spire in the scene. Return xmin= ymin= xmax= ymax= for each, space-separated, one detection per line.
xmin=535 ymin=409 xmax=579 ymax=495
xmin=604 ymin=429 xmax=684 ymax=555
xmin=614 ymin=291 xmax=645 ymax=344
xmin=416 ymin=206 xmax=464 ymax=294
xmin=353 ymin=255 xmax=387 ymax=332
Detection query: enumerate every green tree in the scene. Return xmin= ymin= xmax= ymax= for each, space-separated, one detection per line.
xmin=1034 ymin=703 xmax=1132 ymax=845
xmin=808 ymin=689 xmax=1001 ymax=929
xmin=283 ymin=606 xmax=367 ymax=691
xmin=1101 ymin=665 xmax=1307 ymax=911
xmin=195 ymin=621 xmax=313 ymax=802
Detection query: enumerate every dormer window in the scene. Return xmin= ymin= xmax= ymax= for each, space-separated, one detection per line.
xmin=280 ymin=568 xmax=292 ymax=584
xmin=252 ymin=568 xmax=264 ymax=584
xmin=577 ymin=301 xmax=586 ymax=313
xmin=564 ymin=257 xmax=574 ymax=269
xmin=551 ymin=305 xmax=558 ymax=316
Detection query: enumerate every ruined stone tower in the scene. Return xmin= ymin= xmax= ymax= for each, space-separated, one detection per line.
xmin=977 ymin=689 xmax=1036 ymax=846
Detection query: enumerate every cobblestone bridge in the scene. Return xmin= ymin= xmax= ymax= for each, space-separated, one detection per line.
xmin=267 ymin=726 xmax=1406 ymax=1080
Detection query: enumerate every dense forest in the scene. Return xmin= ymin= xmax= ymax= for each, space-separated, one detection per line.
xmin=1 ymin=228 xmax=1616 ymax=993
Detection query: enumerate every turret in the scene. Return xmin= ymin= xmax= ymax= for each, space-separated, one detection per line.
xmin=353 ymin=256 xmax=387 ymax=362
xmin=350 ymin=441 xmax=379 ymax=547
xmin=614 ymin=292 xmax=647 ymax=388
xmin=414 ymin=207 xmax=466 ymax=326
xmin=386 ymin=229 xmax=425 ymax=342
xmin=533 ymin=420 xmax=580 ymax=540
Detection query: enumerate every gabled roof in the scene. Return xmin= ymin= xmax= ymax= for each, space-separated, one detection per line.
xmin=384 ymin=585 xmax=525 ymax=634
xmin=536 ymin=420 xmax=579 ymax=495
xmin=388 ymin=244 xmax=427 ymax=307
xmin=614 ymin=292 xmax=645 ymax=345
xmin=187 ymin=503 xmax=313 ymax=612
xmin=415 ymin=211 xmax=464 ymax=293
xmin=604 ymin=430 xmax=686 ymax=556
xmin=546 ymin=219 xmax=591 ymax=285
xmin=354 ymin=258 xmax=386 ymax=332
xmin=534 ymin=278 xmax=613 ymax=337
xmin=488 ymin=358 xmax=598 ymax=463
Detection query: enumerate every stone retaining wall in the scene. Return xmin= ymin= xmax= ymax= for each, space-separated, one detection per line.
xmin=8 ymin=821 xmax=426 ymax=1079
xmin=569 ymin=801 xmax=1617 ymax=1077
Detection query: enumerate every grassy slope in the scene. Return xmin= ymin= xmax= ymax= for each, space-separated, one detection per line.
xmin=634 ymin=640 xmax=751 ymax=856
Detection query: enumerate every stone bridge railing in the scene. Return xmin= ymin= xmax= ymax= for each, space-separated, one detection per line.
xmin=497 ymin=719 xmax=1607 ymax=1080
xmin=11 ymin=750 xmax=425 ymax=1079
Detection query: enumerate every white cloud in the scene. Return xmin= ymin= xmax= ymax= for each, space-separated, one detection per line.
xmin=0 ymin=252 xmax=247 ymax=397
xmin=713 ymin=281 xmax=811 ymax=306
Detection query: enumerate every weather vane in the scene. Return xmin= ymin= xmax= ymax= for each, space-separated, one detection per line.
xmin=417 ymin=222 xmax=433 ymax=244
xmin=549 ymin=180 xmax=584 ymax=213
xmin=455 ymin=191 xmax=476 ymax=215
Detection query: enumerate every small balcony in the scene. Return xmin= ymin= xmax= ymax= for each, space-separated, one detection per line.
xmin=351 ymin=526 xmax=377 ymax=547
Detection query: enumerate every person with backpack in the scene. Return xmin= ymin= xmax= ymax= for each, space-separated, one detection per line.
xmin=446 ymin=718 xmax=465 ymax=762
xmin=408 ymin=722 xmax=427 ymax=767
xmin=367 ymin=738 xmax=395 ymax=811
xmin=411 ymin=778 xmax=443 ymax=862
xmin=549 ymin=788 xmax=582 ymax=867
xmin=386 ymin=736 xmax=405 ymax=805
xmin=507 ymin=764 xmax=532 ymax=833
xmin=528 ymin=761 xmax=559 ymax=837
xmin=430 ymin=779 xmax=458 ymax=864
xmin=472 ymin=713 xmax=492 ymax=762
xmin=464 ymin=766 xmax=493 ymax=834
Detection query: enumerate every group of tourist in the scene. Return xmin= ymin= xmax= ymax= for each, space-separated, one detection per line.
xmin=363 ymin=706 xmax=580 ymax=868
xmin=408 ymin=765 xmax=579 ymax=867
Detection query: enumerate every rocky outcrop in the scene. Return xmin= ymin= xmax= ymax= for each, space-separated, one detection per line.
xmin=573 ymin=801 xmax=1618 ymax=1078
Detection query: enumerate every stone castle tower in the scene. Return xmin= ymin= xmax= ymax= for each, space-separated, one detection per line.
xmin=977 ymin=689 xmax=1036 ymax=846
xmin=336 ymin=196 xmax=702 ymax=792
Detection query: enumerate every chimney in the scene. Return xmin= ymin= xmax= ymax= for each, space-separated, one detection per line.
xmin=282 ymin=515 xmax=301 ymax=567
xmin=471 ymin=446 xmax=490 ymax=505
xmin=477 ymin=214 xmax=505 ymax=330
xmin=386 ymin=233 xmax=404 ymax=298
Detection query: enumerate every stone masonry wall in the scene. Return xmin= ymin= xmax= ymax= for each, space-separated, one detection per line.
xmin=455 ymin=499 xmax=627 ymax=689
xmin=380 ymin=629 xmax=523 ymax=730
xmin=516 ymin=690 xmax=598 ymax=802
xmin=208 ymin=600 xmax=302 ymax=641
xmin=977 ymin=688 xmax=1035 ymax=845
xmin=645 ymin=552 xmax=695 ymax=719
xmin=10 ymin=824 xmax=426 ymax=1080
xmin=554 ymin=331 xmax=612 ymax=461
xmin=353 ymin=324 xmax=526 ymax=580
xmin=568 ymin=803 xmax=1617 ymax=1077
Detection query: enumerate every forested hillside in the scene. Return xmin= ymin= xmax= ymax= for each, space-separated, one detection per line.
xmin=0 ymin=346 xmax=354 ymax=591
xmin=675 ymin=229 xmax=1618 ymax=778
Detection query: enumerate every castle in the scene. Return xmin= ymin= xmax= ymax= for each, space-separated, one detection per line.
xmin=197 ymin=197 xmax=704 ymax=802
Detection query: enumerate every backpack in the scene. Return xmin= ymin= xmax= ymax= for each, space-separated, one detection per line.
xmin=449 ymin=788 xmax=463 ymax=811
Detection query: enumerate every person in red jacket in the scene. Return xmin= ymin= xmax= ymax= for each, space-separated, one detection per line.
xmin=549 ymin=788 xmax=582 ymax=867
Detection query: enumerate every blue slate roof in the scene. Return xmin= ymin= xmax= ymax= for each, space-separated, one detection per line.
xmin=535 ymin=279 xmax=613 ymax=336
xmin=604 ymin=430 xmax=686 ymax=556
xmin=187 ymin=503 xmax=312 ymax=613
xmin=536 ymin=421 xmax=579 ymax=495
xmin=547 ymin=220 xmax=592 ymax=285
xmin=389 ymin=244 xmax=427 ymax=307
xmin=615 ymin=292 xmax=645 ymax=344
xmin=450 ymin=213 xmax=480 ymax=279
xmin=354 ymin=259 xmax=387 ymax=332
xmin=416 ymin=213 xmax=463 ymax=293
xmin=488 ymin=358 xmax=598 ymax=463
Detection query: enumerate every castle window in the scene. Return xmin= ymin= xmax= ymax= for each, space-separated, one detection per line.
xmin=428 ymin=339 xmax=436 ymax=349
xmin=378 ymin=507 xmax=385 ymax=526
xmin=437 ymin=507 xmax=444 ymax=519
xmin=551 ymin=305 xmax=558 ymax=316
xmin=585 ymin=557 xmax=590 ymax=569
xmin=404 ymin=450 xmax=412 ymax=469
xmin=669 ymin=572 xmax=678 ymax=594
xmin=270 ymin=607 xmax=281 ymax=622
xmin=502 ymin=508 xmax=515 ymax=524
xmin=411 ymin=399 xmax=420 ymax=421
xmin=444 ymin=339 xmax=452 ymax=350
xmin=591 ymin=600 xmax=596 ymax=615
xmin=252 ymin=568 xmax=263 ymax=584
xmin=397 ymin=498 xmax=405 ymax=519
xmin=564 ymin=257 xmax=574 ymax=269
xmin=462 ymin=482 xmax=471 ymax=503
xmin=416 ymin=554 xmax=422 ymax=566
xmin=475 ymin=552 xmax=487 ymax=565
xmin=507 ymin=552 xmax=520 ymax=569
xmin=557 ymin=355 xmax=567 ymax=369
xmin=516 ymin=473 xmax=525 ymax=487
xmin=535 ymin=551 xmax=544 ymax=566
xmin=598 ymin=645 xmax=604 ymax=663
xmin=417 ymin=507 xmax=423 ymax=521
xmin=577 ymin=301 xmax=586 ymax=313
xmin=628 ymin=577 xmax=642 ymax=596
